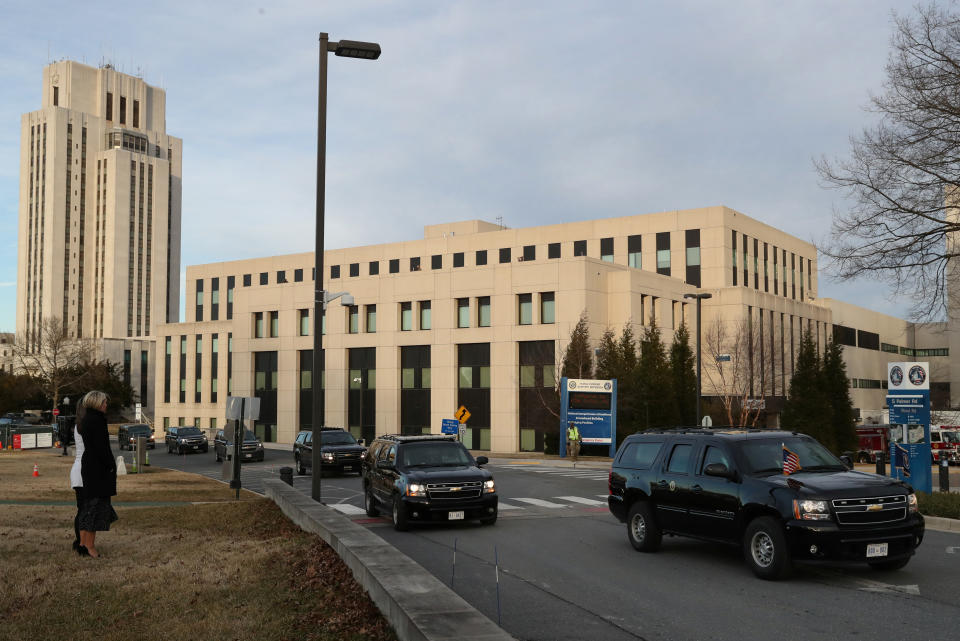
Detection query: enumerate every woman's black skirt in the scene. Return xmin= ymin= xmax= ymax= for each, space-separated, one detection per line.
xmin=77 ymin=495 xmax=118 ymax=532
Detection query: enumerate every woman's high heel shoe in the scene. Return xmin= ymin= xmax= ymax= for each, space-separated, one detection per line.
xmin=76 ymin=545 xmax=90 ymax=557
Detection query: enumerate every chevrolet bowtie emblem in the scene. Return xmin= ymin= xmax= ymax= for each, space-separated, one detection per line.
xmin=451 ymin=487 xmax=461 ymax=491
xmin=867 ymin=504 xmax=883 ymax=511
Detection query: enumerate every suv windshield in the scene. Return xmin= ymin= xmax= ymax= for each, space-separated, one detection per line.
xmin=399 ymin=441 xmax=473 ymax=468
xmin=178 ymin=427 xmax=202 ymax=436
xmin=740 ymin=437 xmax=845 ymax=475
xmin=128 ymin=426 xmax=150 ymax=434
xmin=320 ymin=431 xmax=357 ymax=446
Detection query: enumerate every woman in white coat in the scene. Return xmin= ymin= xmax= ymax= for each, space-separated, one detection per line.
xmin=70 ymin=399 xmax=87 ymax=554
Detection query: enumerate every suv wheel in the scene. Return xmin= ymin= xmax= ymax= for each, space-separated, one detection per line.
xmin=364 ymin=486 xmax=379 ymax=517
xmin=480 ymin=512 xmax=497 ymax=526
xmin=743 ymin=516 xmax=791 ymax=580
xmin=868 ymin=556 xmax=911 ymax=571
xmin=627 ymin=502 xmax=661 ymax=552
xmin=296 ymin=455 xmax=306 ymax=476
xmin=391 ymin=494 xmax=409 ymax=531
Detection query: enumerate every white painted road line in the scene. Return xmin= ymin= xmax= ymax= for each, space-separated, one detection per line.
xmin=511 ymin=498 xmax=570 ymax=508
xmin=555 ymin=496 xmax=607 ymax=507
xmin=331 ymin=503 xmax=367 ymax=516
xmin=497 ymin=503 xmax=524 ymax=510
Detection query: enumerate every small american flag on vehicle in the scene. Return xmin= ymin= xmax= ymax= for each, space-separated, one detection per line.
xmin=782 ymin=444 xmax=801 ymax=475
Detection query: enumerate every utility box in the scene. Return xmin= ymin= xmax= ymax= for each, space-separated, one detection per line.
xmin=222 ymin=455 xmax=235 ymax=481
xmin=134 ymin=436 xmax=147 ymax=473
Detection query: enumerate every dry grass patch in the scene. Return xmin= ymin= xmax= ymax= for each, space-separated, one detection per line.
xmin=0 ymin=453 xmax=396 ymax=641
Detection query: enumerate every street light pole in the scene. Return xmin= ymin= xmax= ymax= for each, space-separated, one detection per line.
xmin=684 ymin=292 xmax=712 ymax=427
xmin=312 ymin=33 xmax=380 ymax=504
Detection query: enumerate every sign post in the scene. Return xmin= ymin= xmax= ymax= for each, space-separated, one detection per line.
xmin=560 ymin=378 xmax=618 ymax=458
xmin=886 ymin=362 xmax=932 ymax=494
xmin=225 ymin=396 xmax=261 ymax=499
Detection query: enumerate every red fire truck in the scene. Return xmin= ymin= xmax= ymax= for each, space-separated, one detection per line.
xmin=855 ymin=425 xmax=890 ymax=464
xmin=931 ymin=426 xmax=960 ymax=465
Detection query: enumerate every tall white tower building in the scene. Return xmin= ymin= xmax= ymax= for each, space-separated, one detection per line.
xmin=17 ymin=60 xmax=182 ymax=344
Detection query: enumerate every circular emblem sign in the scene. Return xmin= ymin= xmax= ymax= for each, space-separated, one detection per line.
xmin=908 ymin=365 xmax=926 ymax=386
xmin=889 ymin=366 xmax=904 ymax=387
xmin=603 ymin=382 xmax=612 ymax=391
xmin=568 ymin=380 xmax=577 ymax=389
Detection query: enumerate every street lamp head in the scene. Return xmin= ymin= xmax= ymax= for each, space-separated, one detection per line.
xmin=335 ymin=40 xmax=381 ymax=60
xmin=684 ymin=292 xmax=712 ymax=301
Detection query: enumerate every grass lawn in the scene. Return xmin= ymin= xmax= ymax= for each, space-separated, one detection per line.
xmin=0 ymin=451 xmax=396 ymax=641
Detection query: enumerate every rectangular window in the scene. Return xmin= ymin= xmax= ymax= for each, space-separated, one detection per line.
xmin=243 ymin=274 xmax=251 ymax=287
xmin=753 ymin=238 xmax=760 ymax=289
xmin=294 ymin=268 xmax=303 ymax=282
xmin=881 ymin=343 xmax=900 ymax=354
xmin=299 ymin=309 xmax=310 ymax=336
xmin=522 ymin=245 xmax=535 ymax=261
xmin=401 ymin=302 xmax=413 ymax=331
xmin=269 ymin=311 xmax=279 ymax=337
xmin=499 ymin=247 xmax=511 ymax=263
xmin=731 ymin=230 xmax=738 ymax=286
xmin=431 ymin=254 xmax=442 ymax=270
xmin=133 ymin=100 xmax=140 ymax=128
xmin=119 ymin=96 xmax=126 ymax=124
xmin=628 ymin=234 xmax=641 ymax=269
xmin=106 ymin=92 xmax=113 ymax=120
xmin=274 ymin=270 xmax=285 ymax=284
xmin=656 ymin=232 xmax=671 ymax=276
xmin=389 ymin=258 xmax=400 ymax=273
xmin=453 ymin=252 xmax=464 ymax=268
xmin=195 ymin=278 xmax=203 ymax=322
xmin=600 ymin=237 xmax=614 ymax=262
xmin=258 ymin=272 xmax=267 ymax=285
xmin=548 ymin=242 xmax=561 ymax=259
xmin=410 ymin=257 xmax=421 ymax=272
xmin=53 ymin=86 xmax=59 ymax=106
xmin=348 ymin=305 xmax=359 ymax=333
xmin=518 ymin=293 xmax=533 ymax=325
xmin=254 ymin=312 xmax=264 ymax=338
xmin=476 ymin=250 xmax=487 ymax=266
xmin=344 ymin=263 xmax=356 ymax=278
xmin=457 ymin=298 xmax=470 ymax=328
xmin=369 ymin=261 xmax=379 ymax=275
xmin=685 ymin=229 xmax=701 ymax=287
xmin=330 ymin=265 xmax=340 ymax=279
xmin=419 ymin=301 xmax=431 ymax=330
xmin=478 ymin=296 xmax=491 ymax=327
xmin=366 ymin=305 xmax=376 ymax=332
xmin=211 ymin=277 xmax=220 ymax=321
xmin=540 ymin=292 xmax=555 ymax=324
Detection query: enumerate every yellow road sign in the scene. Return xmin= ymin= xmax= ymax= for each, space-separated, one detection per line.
xmin=455 ymin=405 xmax=471 ymax=423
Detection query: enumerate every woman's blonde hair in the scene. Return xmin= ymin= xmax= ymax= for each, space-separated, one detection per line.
xmin=81 ymin=390 xmax=109 ymax=410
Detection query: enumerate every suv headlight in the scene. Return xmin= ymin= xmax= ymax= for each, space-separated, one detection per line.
xmin=793 ymin=499 xmax=830 ymax=521
xmin=484 ymin=479 xmax=496 ymax=493
xmin=907 ymin=493 xmax=918 ymax=513
xmin=407 ymin=483 xmax=427 ymax=497
xmin=322 ymin=452 xmax=335 ymax=461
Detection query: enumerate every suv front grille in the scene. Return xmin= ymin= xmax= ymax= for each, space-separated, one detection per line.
xmin=427 ymin=481 xmax=482 ymax=500
xmin=832 ymin=495 xmax=907 ymax=525
xmin=335 ymin=452 xmax=361 ymax=462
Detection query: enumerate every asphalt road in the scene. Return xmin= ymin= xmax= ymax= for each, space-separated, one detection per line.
xmin=144 ymin=442 xmax=960 ymax=641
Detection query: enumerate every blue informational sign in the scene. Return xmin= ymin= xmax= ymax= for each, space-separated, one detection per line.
xmin=886 ymin=362 xmax=932 ymax=493
xmin=441 ymin=419 xmax=460 ymax=435
xmin=559 ymin=377 xmax=618 ymax=458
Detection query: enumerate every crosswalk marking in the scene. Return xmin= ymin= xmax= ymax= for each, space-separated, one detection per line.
xmin=510 ymin=497 xmax=570 ymax=508
xmin=497 ymin=503 xmax=523 ymax=510
xmin=330 ymin=503 xmax=367 ymax=516
xmin=554 ymin=496 xmax=606 ymax=506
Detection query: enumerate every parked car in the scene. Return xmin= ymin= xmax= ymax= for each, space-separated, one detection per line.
xmin=293 ymin=428 xmax=365 ymax=476
xmin=361 ymin=434 xmax=497 ymax=531
xmin=117 ymin=423 xmax=156 ymax=450
xmin=165 ymin=426 xmax=208 ymax=454
xmin=214 ymin=428 xmax=265 ymax=462
xmin=607 ymin=428 xmax=925 ymax=580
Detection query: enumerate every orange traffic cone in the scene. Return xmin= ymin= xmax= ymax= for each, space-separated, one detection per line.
xmin=32 ymin=463 xmax=39 ymax=477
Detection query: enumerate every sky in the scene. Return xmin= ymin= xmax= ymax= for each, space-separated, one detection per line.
xmin=0 ymin=0 xmax=920 ymax=333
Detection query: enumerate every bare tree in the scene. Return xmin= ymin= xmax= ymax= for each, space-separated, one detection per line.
xmin=12 ymin=316 xmax=97 ymax=411
xmin=816 ymin=3 xmax=960 ymax=320
xmin=702 ymin=316 xmax=771 ymax=428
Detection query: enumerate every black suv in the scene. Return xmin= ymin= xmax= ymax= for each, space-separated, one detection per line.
xmin=214 ymin=428 xmax=265 ymax=462
xmin=361 ymin=434 xmax=498 ymax=531
xmin=117 ymin=424 xmax=156 ymax=450
xmin=293 ymin=428 xmax=365 ymax=476
xmin=165 ymin=426 xmax=209 ymax=454
xmin=608 ymin=429 xmax=924 ymax=580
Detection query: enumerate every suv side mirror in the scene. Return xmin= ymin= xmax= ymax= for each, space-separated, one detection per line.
xmin=476 ymin=456 xmax=489 ymax=466
xmin=378 ymin=460 xmax=395 ymax=471
xmin=357 ymin=439 xmax=364 ymax=446
xmin=839 ymin=455 xmax=853 ymax=470
xmin=704 ymin=462 xmax=736 ymax=480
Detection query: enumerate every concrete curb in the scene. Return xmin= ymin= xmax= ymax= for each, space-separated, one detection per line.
xmin=263 ymin=479 xmax=516 ymax=641
xmin=923 ymin=515 xmax=960 ymax=533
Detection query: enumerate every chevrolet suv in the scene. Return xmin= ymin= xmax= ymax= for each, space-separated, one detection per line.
xmin=214 ymin=428 xmax=265 ymax=462
xmin=608 ymin=429 xmax=924 ymax=580
xmin=117 ymin=424 xmax=156 ymax=450
xmin=165 ymin=426 xmax=208 ymax=454
xmin=361 ymin=434 xmax=498 ymax=531
xmin=293 ymin=428 xmax=365 ymax=476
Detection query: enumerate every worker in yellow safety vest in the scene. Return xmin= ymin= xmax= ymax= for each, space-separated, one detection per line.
xmin=566 ymin=422 xmax=581 ymax=463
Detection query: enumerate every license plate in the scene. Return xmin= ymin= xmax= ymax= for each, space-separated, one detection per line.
xmin=448 ymin=511 xmax=465 ymax=520
xmin=867 ymin=543 xmax=889 ymax=558
xmin=192 ymin=445 xmax=199 ymax=450
xmin=245 ymin=453 xmax=253 ymax=459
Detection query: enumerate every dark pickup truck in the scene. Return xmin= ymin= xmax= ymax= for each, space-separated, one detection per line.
xmin=608 ymin=429 xmax=924 ymax=580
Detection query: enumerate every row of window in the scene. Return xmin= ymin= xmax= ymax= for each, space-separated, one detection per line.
xmin=161 ymin=417 xmax=218 ymax=430
xmin=103 ymin=91 xmax=141 ymax=128
xmin=731 ymin=229 xmax=810 ymax=300
xmin=835 ymin=326 xmax=949 ymax=356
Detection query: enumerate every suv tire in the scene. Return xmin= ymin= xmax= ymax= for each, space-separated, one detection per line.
xmin=743 ymin=516 xmax=791 ymax=580
xmin=480 ymin=512 xmax=497 ymax=526
xmin=296 ymin=455 xmax=306 ymax=475
xmin=867 ymin=556 xmax=911 ymax=571
xmin=392 ymin=494 xmax=409 ymax=531
xmin=627 ymin=502 xmax=661 ymax=552
xmin=364 ymin=486 xmax=379 ymax=517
